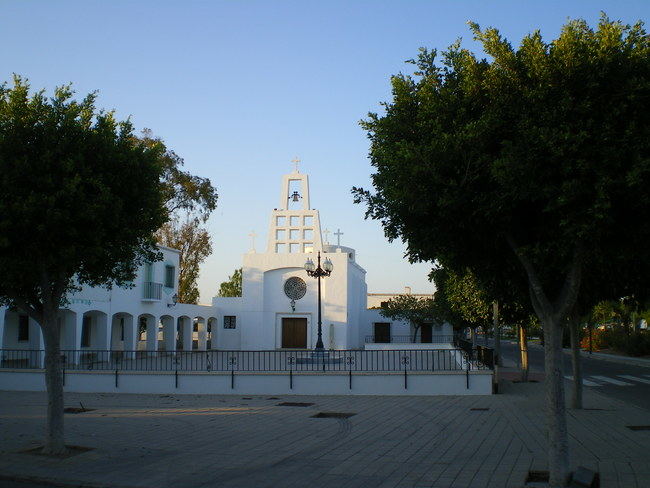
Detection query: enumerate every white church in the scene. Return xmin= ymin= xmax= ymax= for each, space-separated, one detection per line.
xmin=0 ymin=168 xmax=452 ymax=357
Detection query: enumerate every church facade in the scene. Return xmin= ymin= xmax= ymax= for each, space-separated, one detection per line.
xmin=0 ymin=168 xmax=451 ymax=358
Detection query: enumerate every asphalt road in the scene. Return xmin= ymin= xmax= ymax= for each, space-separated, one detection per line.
xmin=487 ymin=337 xmax=650 ymax=411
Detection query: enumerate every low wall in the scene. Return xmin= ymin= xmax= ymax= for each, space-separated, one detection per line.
xmin=0 ymin=369 xmax=492 ymax=396
xmin=364 ymin=343 xmax=455 ymax=350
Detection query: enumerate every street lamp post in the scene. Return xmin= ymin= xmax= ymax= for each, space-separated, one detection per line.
xmin=304 ymin=251 xmax=333 ymax=351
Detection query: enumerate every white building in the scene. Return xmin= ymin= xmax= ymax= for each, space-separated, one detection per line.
xmin=0 ymin=168 xmax=452 ymax=360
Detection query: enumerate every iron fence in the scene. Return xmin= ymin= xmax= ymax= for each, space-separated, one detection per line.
xmin=0 ymin=348 xmax=490 ymax=372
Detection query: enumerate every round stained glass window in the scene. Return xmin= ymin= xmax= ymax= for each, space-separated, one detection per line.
xmin=284 ymin=277 xmax=307 ymax=300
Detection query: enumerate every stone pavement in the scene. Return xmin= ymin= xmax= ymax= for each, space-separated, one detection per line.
xmin=0 ymin=374 xmax=649 ymax=488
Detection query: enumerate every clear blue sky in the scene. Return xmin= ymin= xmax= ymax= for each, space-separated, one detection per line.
xmin=3 ymin=1 xmax=648 ymax=303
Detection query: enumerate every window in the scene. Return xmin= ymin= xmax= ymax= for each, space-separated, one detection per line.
xmin=304 ymin=216 xmax=313 ymax=226
xmin=144 ymin=262 xmax=153 ymax=282
xmin=303 ymin=229 xmax=313 ymax=240
xmin=165 ymin=265 xmax=175 ymax=288
xmin=276 ymin=243 xmax=286 ymax=253
xmin=303 ymin=243 xmax=314 ymax=253
xmin=276 ymin=229 xmax=286 ymax=240
xmin=276 ymin=216 xmax=286 ymax=226
xmin=289 ymin=243 xmax=300 ymax=253
xmin=289 ymin=216 xmax=300 ymax=226
xmin=81 ymin=316 xmax=91 ymax=347
xmin=18 ymin=315 xmax=29 ymax=342
xmin=289 ymin=229 xmax=300 ymax=240
xmin=224 ymin=316 xmax=236 ymax=329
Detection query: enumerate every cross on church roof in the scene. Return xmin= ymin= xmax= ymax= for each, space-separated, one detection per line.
xmin=248 ymin=230 xmax=257 ymax=253
xmin=291 ymin=157 xmax=301 ymax=173
xmin=323 ymin=228 xmax=331 ymax=244
xmin=334 ymin=228 xmax=343 ymax=246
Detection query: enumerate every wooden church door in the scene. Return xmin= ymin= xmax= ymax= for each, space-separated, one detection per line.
xmin=282 ymin=318 xmax=307 ymax=348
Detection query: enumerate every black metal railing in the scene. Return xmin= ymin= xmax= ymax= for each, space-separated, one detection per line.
xmin=451 ymin=336 xmax=495 ymax=370
xmin=0 ymin=348 xmax=490 ymax=372
xmin=142 ymin=281 xmax=163 ymax=300
xmin=365 ymin=335 xmax=454 ymax=344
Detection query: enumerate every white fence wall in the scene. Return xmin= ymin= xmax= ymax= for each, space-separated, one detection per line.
xmin=0 ymin=370 xmax=493 ymax=396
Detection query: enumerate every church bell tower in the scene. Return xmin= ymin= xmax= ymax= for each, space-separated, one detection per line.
xmin=266 ymin=161 xmax=324 ymax=254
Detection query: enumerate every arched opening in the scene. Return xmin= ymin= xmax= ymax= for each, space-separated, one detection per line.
xmin=207 ymin=317 xmax=217 ymax=350
xmin=158 ymin=315 xmax=175 ymax=352
xmin=137 ymin=313 xmax=157 ymax=354
xmin=111 ymin=312 xmax=135 ymax=361
xmin=1 ymin=307 xmax=42 ymax=367
xmin=176 ymin=316 xmax=192 ymax=351
xmin=194 ymin=316 xmax=206 ymax=350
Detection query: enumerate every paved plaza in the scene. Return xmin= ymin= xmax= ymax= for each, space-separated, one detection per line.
xmin=0 ymin=369 xmax=649 ymax=488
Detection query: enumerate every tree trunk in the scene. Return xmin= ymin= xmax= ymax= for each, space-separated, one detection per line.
xmin=493 ymin=301 xmax=502 ymax=367
xmin=543 ymin=318 xmax=570 ymax=487
xmin=411 ymin=323 xmax=420 ymax=343
xmin=519 ymin=325 xmax=529 ymax=382
xmin=41 ymin=307 xmax=66 ymax=455
xmin=569 ymin=316 xmax=583 ymax=409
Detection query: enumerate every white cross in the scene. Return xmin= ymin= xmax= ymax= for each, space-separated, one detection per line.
xmin=291 ymin=157 xmax=301 ymax=173
xmin=248 ymin=230 xmax=257 ymax=252
xmin=334 ymin=228 xmax=343 ymax=246
xmin=323 ymin=228 xmax=331 ymax=244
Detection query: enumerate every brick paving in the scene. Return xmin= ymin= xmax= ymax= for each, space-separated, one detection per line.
xmin=0 ymin=372 xmax=649 ymax=488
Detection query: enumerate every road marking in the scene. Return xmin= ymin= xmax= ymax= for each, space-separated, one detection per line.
xmin=590 ymin=375 xmax=633 ymax=386
xmin=564 ymin=376 xmax=601 ymax=387
xmin=618 ymin=375 xmax=650 ymax=385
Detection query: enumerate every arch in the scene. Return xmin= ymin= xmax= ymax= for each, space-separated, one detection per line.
xmin=1 ymin=307 xmax=42 ymax=367
xmin=111 ymin=312 xmax=135 ymax=360
xmin=194 ymin=316 xmax=206 ymax=351
xmin=158 ymin=315 xmax=175 ymax=352
xmin=137 ymin=313 xmax=157 ymax=353
xmin=176 ymin=315 xmax=192 ymax=351
xmin=207 ymin=317 xmax=218 ymax=350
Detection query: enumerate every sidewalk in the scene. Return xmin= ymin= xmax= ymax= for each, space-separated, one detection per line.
xmin=0 ymin=378 xmax=648 ymax=488
xmin=523 ymin=339 xmax=650 ymax=369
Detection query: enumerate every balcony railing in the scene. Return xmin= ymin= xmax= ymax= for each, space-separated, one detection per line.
xmin=142 ymin=281 xmax=163 ymax=301
xmin=365 ymin=335 xmax=454 ymax=344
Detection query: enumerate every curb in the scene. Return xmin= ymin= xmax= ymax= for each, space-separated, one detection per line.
xmin=0 ymin=473 xmax=143 ymax=488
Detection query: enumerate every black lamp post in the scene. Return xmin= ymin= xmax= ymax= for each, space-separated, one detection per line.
xmin=304 ymin=251 xmax=333 ymax=350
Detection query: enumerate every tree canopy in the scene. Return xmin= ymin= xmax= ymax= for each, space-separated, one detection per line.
xmin=353 ymin=15 xmax=650 ymax=486
xmin=218 ymin=268 xmax=242 ymax=297
xmin=0 ymin=77 xmax=170 ymax=454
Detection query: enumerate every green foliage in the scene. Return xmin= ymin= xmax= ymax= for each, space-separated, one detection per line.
xmin=0 ymin=76 xmax=168 ymax=313
xmin=353 ymin=15 xmax=650 ymax=313
xmin=379 ymin=294 xmax=440 ymax=326
xmin=156 ymin=216 xmax=212 ymax=304
xmin=218 ymin=268 xmax=242 ymax=297
xmin=431 ymin=268 xmax=489 ymax=330
xmin=582 ymin=328 xmax=650 ymax=357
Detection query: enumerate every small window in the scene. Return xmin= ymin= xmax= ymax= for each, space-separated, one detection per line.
xmin=304 ymin=243 xmax=314 ymax=253
xmin=289 ymin=216 xmax=300 ymax=226
xmin=303 ymin=229 xmax=313 ymax=240
xmin=144 ymin=262 xmax=153 ymax=282
xmin=289 ymin=243 xmax=300 ymax=253
xmin=224 ymin=316 xmax=236 ymax=329
xmin=18 ymin=315 xmax=29 ymax=342
xmin=276 ymin=243 xmax=286 ymax=253
xmin=81 ymin=316 xmax=92 ymax=347
xmin=276 ymin=229 xmax=286 ymax=240
xmin=289 ymin=229 xmax=300 ymax=240
xmin=165 ymin=265 xmax=175 ymax=288
xmin=276 ymin=216 xmax=286 ymax=226
xmin=304 ymin=216 xmax=313 ymax=226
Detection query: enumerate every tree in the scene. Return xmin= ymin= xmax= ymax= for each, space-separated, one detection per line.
xmin=0 ymin=78 xmax=168 ymax=454
xmin=218 ymin=268 xmax=242 ymax=297
xmin=353 ymin=16 xmax=650 ymax=487
xmin=156 ymin=215 xmax=212 ymax=304
xmin=379 ymin=294 xmax=441 ymax=341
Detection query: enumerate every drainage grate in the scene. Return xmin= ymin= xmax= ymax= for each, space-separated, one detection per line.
xmin=311 ymin=412 xmax=356 ymax=419
xmin=277 ymin=402 xmax=314 ymax=407
xmin=470 ymin=408 xmax=489 ymax=411
xmin=627 ymin=425 xmax=650 ymax=431
xmin=64 ymin=407 xmax=95 ymax=414
xmin=526 ymin=470 xmax=549 ymax=483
